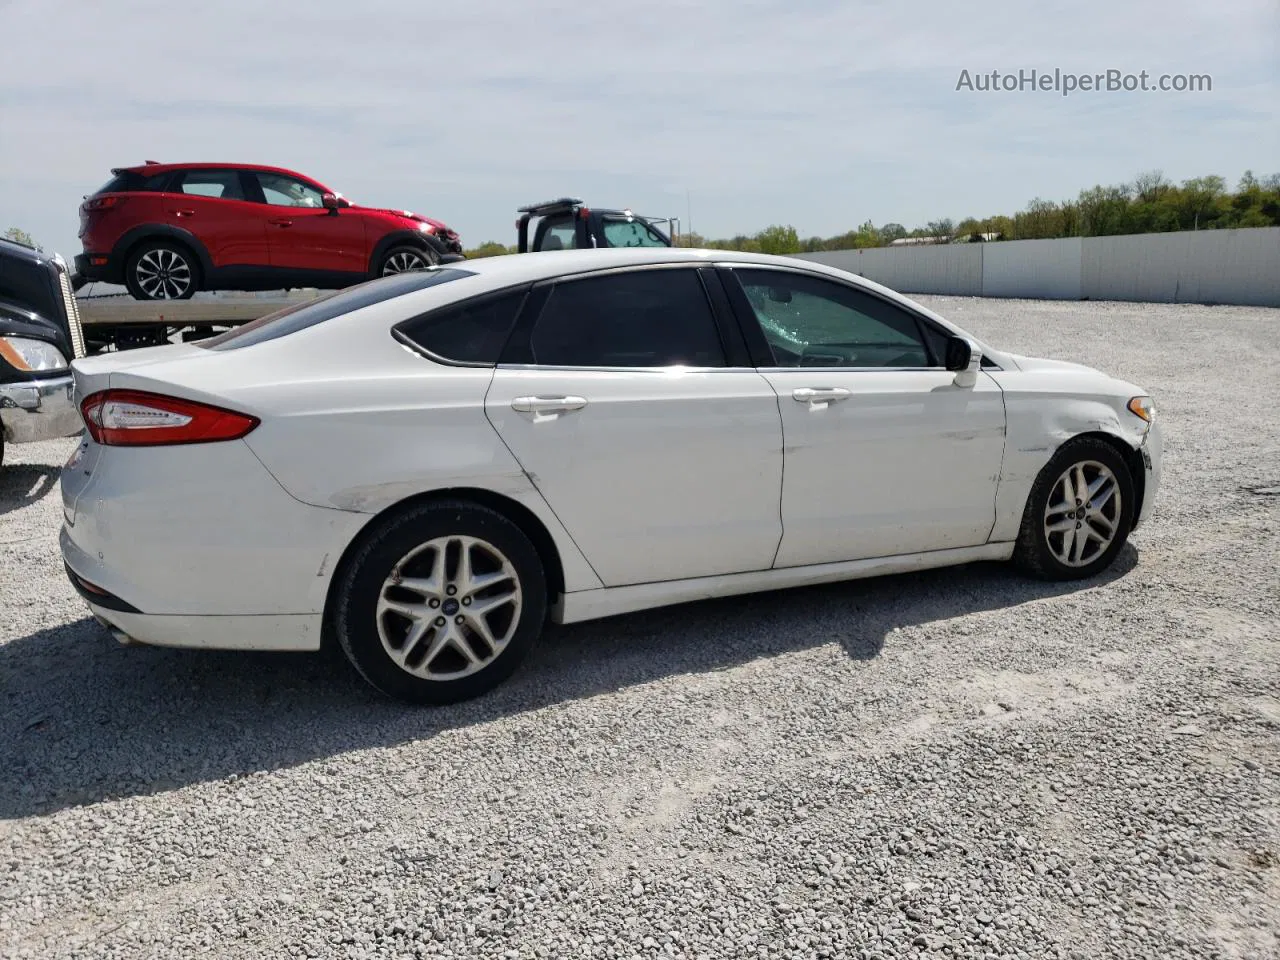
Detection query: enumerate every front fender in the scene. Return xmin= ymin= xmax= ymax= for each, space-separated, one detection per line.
xmin=988 ymin=383 xmax=1149 ymax=542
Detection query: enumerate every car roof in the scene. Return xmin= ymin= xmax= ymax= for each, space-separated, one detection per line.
xmin=115 ymin=162 xmax=320 ymax=180
xmin=446 ymin=246 xmax=879 ymax=291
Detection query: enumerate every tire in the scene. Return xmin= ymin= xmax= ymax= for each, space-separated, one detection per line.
xmin=332 ymin=500 xmax=547 ymax=705
xmin=124 ymin=241 xmax=200 ymax=301
xmin=376 ymin=244 xmax=438 ymax=277
xmin=1013 ymin=436 xmax=1136 ymax=581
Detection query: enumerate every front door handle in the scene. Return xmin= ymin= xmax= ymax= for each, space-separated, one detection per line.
xmin=511 ymin=395 xmax=588 ymax=415
xmin=793 ymin=387 xmax=851 ymax=403
xmin=269 ymin=219 xmax=293 ymax=227
xmin=174 ymin=209 xmax=195 ymax=218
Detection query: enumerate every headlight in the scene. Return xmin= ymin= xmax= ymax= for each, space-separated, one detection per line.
xmin=0 ymin=336 xmax=68 ymax=372
xmin=416 ymin=221 xmax=435 ymax=233
xmin=1127 ymin=395 xmax=1156 ymax=423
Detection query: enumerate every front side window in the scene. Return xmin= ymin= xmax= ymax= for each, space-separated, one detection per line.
xmin=732 ymin=269 xmax=934 ymax=368
xmin=601 ymin=217 xmax=668 ymax=248
xmin=256 ymin=173 xmax=325 ymax=208
xmin=529 ymin=268 xmax=725 ymax=368
xmin=176 ymin=169 xmax=246 ymax=201
xmin=395 ymin=287 xmax=528 ymax=365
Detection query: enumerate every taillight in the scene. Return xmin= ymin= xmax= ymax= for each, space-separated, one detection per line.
xmin=80 ymin=389 xmax=259 ymax=446
xmin=83 ymin=196 xmax=125 ymax=212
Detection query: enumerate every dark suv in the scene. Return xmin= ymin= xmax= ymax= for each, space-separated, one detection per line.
xmin=0 ymin=238 xmax=87 ymax=465
xmin=76 ymin=162 xmax=464 ymax=300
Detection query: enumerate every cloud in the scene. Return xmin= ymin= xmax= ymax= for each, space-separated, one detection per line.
xmin=1 ymin=0 xmax=1276 ymax=256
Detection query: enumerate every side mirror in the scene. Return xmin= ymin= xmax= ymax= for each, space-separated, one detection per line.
xmin=946 ymin=335 xmax=982 ymax=387
xmin=322 ymin=193 xmax=341 ymax=212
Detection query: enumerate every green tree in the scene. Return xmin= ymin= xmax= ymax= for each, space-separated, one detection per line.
xmin=465 ymin=241 xmax=516 ymax=258
xmin=4 ymin=227 xmax=36 ymax=248
xmin=1179 ymin=175 xmax=1227 ymax=230
xmin=753 ymin=224 xmax=801 ymax=255
xmin=879 ymin=222 xmax=908 ymax=243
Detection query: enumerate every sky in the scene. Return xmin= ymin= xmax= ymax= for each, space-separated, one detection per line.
xmin=1 ymin=0 xmax=1277 ymax=260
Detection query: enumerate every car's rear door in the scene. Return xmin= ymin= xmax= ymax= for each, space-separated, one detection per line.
xmin=484 ymin=264 xmax=784 ymax=587
xmin=718 ymin=264 xmax=1007 ymax=568
xmin=162 ymin=168 xmax=269 ymax=268
xmin=248 ymin=171 xmax=367 ymax=275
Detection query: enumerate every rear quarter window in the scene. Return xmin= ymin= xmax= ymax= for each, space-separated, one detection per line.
xmin=393 ymin=286 xmax=529 ymax=366
xmin=199 ymin=268 xmax=474 ymax=351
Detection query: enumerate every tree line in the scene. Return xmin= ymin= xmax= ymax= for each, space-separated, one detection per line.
xmin=464 ymin=169 xmax=1280 ymax=257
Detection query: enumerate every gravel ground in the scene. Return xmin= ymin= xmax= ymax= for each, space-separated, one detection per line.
xmin=2 ymin=296 xmax=1278 ymax=960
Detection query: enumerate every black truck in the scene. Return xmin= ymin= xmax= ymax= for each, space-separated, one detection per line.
xmin=0 ymin=238 xmax=88 ymax=466
xmin=516 ymin=198 xmax=678 ymax=253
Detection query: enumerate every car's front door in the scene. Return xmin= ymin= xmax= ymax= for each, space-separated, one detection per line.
xmin=484 ymin=264 xmax=784 ymax=587
xmin=163 ymin=168 xmax=269 ymax=268
xmin=248 ymin=171 xmax=368 ymax=276
xmin=718 ymin=265 xmax=1007 ymax=568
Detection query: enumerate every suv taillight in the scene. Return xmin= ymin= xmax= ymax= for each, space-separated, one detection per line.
xmin=80 ymin=389 xmax=259 ymax=446
xmin=83 ymin=196 xmax=125 ymax=212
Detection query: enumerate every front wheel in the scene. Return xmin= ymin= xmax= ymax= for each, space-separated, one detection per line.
xmin=377 ymin=244 xmax=438 ymax=277
xmin=1013 ymin=437 xmax=1135 ymax=580
xmin=332 ymin=501 xmax=547 ymax=705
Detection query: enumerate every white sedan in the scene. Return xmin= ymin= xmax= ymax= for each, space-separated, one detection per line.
xmin=60 ymin=248 xmax=1162 ymax=705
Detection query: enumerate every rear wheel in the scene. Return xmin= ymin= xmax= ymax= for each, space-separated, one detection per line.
xmin=377 ymin=244 xmax=438 ymax=277
xmin=333 ymin=500 xmax=547 ymax=705
xmin=1013 ymin=437 xmax=1135 ymax=580
xmin=125 ymin=241 xmax=200 ymax=300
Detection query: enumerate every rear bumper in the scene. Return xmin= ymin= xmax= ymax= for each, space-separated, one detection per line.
xmin=87 ymin=602 xmax=323 ymax=652
xmin=0 ymin=374 xmax=82 ymax=444
xmin=74 ymin=253 xmax=121 ymax=285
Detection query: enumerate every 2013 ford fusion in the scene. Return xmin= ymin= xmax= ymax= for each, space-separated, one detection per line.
xmin=59 ymin=248 xmax=1162 ymax=705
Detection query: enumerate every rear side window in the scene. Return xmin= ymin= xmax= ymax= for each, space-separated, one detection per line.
xmin=394 ymin=287 xmax=528 ymax=365
xmin=529 ymin=268 xmax=725 ymax=367
xmin=200 ymin=268 xmax=475 ymax=351
xmin=175 ymin=169 xmax=246 ymax=201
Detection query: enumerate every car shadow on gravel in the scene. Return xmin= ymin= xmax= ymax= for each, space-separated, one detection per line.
xmin=0 ymin=463 xmax=61 ymax=521
xmin=0 ymin=547 xmax=1137 ymax=819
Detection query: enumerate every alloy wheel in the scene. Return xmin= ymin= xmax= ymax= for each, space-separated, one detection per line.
xmin=1043 ymin=460 xmax=1122 ymax=567
xmin=376 ymin=535 xmax=523 ymax=681
xmin=135 ymin=248 xmax=193 ymax=299
xmin=381 ymin=250 xmax=430 ymax=275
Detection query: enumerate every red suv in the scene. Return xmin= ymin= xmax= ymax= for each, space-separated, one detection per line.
xmin=76 ymin=162 xmax=464 ymax=300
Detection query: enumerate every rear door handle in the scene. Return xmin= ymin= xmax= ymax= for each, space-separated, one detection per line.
xmin=511 ymin=395 xmax=588 ymax=414
xmin=269 ymin=219 xmax=293 ymax=227
xmin=793 ymin=387 xmax=851 ymax=403
xmin=174 ymin=209 xmax=195 ymax=218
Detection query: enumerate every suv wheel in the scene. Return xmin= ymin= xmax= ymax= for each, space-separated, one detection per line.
xmin=378 ymin=244 xmax=438 ymax=277
xmin=125 ymin=241 xmax=200 ymax=300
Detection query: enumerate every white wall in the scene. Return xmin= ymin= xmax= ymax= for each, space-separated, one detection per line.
xmin=795 ymin=227 xmax=1280 ymax=306
xmin=801 ymin=245 xmax=983 ymax=296
xmin=982 ymin=237 xmax=1083 ymax=300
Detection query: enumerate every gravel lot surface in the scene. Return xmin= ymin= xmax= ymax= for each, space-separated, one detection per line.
xmin=2 ymin=296 xmax=1278 ymax=960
